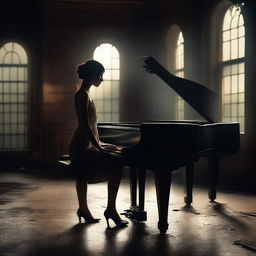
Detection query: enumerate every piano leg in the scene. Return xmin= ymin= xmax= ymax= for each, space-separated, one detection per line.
xmin=208 ymin=156 xmax=220 ymax=202
xmin=138 ymin=168 xmax=146 ymax=211
xmin=184 ymin=163 xmax=194 ymax=206
xmin=130 ymin=166 xmax=137 ymax=207
xmin=124 ymin=167 xmax=147 ymax=221
xmin=155 ymin=170 xmax=172 ymax=234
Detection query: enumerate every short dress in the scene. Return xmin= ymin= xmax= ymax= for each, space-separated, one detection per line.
xmin=69 ymin=90 xmax=122 ymax=183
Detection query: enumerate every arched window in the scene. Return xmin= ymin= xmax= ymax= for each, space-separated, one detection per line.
xmin=221 ymin=4 xmax=245 ymax=132
xmin=174 ymin=31 xmax=184 ymax=120
xmin=91 ymin=43 xmax=120 ymax=122
xmin=0 ymin=42 xmax=29 ymax=151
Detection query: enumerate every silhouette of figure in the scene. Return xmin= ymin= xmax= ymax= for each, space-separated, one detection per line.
xmin=69 ymin=60 xmax=128 ymax=227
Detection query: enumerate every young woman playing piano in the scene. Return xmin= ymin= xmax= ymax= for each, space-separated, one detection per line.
xmin=69 ymin=60 xmax=128 ymax=227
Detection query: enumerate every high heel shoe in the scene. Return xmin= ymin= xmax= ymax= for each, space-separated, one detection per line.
xmin=77 ymin=209 xmax=100 ymax=224
xmin=104 ymin=210 xmax=128 ymax=228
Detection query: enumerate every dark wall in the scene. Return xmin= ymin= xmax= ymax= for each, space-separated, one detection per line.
xmin=0 ymin=0 xmax=43 ymax=165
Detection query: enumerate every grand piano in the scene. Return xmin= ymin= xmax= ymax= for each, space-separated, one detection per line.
xmin=98 ymin=56 xmax=240 ymax=234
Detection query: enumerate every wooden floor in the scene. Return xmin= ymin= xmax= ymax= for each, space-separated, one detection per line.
xmin=0 ymin=170 xmax=256 ymax=256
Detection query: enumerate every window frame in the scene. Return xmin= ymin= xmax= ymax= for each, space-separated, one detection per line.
xmin=91 ymin=43 xmax=120 ymax=122
xmin=219 ymin=3 xmax=245 ymax=133
xmin=174 ymin=30 xmax=185 ymax=120
xmin=0 ymin=41 xmax=30 ymax=152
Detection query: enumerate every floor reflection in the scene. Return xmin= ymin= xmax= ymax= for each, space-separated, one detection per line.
xmin=1 ymin=172 xmax=256 ymax=256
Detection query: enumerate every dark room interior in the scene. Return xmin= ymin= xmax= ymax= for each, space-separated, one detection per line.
xmin=0 ymin=0 xmax=256 ymax=255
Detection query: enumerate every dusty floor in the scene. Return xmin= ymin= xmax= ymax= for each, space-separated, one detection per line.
xmin=0 ymin=170 xmax=256 ymax=256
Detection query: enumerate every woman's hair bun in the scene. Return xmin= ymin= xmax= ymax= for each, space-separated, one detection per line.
xmin=77 ymin=60 xmax=105 ymax=79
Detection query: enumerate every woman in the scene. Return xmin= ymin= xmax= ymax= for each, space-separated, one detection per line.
xmin=69 ymin=60 xmax=128 ymax=228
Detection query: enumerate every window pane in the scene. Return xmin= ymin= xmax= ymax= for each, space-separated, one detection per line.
xmin=4 ymin=53 xmax=12 ymax=64
xmin=18 ymin=67 xmax=26 ymax=81
xmin=238 ymin=93 xmax=244 ymax=103
xmin=4 ymin=104 xmax=10 ymax=112
xmin=18 ymin=83 xmax=26 ymax=93
xmin=238 ymin=63 xmax=244 ymax=74
xmin=103 ymin=81 xmax=111 ymax=99
xmin=224 ymin=95 xmax=231 ymax=104
xmin=104 ymin=70 xmax=111 ymax=80
xmin=96 ymin=99 xmax=103 ymax=112
xmin=231 ymin=94 xmax=237 ymax=103
xmin=112 ymin=81 xmax=119 ymax=98
xmin=97 ymin=113 xmax=103 ymax=122
xmin=223 ymin=76 xmax=231 ymax=94
xmin=223 ymin=65 xmax=231 ymax=76
xmin=231 ymin=104 xmax=237 ymax=116
xmin=231 ymin=75 xmax=238 ymax=93
xmin=3 ymin=95 xmax=9 ymax=103
xmin=239 ymin=117 xmax=244 ymax=132
xmin=223 ymin=31 xmax=230 ymax=42
xmin=18 ymin=113 xmax=25 ymax=123
xmin=223 ymin=42 xmax=230 ymax=61
xmin=110 ymin=47 xmax=119 ymax=58
xmin=231 ymin=117 xmax=238 ymax=122
xmin=11 ymin=125 xmax=18 ymax=134
xmin=231 ymin=15 xmax=239 ymax=29
xmin=223 ymin=11 xmax=231 ymax=31
xmin=230 ymin=28 xmax=238 ymax=40
xmin=11 ymin=135 xmax=18 ymax=148
xmin=18 ymin=135 xmax=25 ymax=148
xmin=10 ymin=67 xmax=19 ymax=81
xmin=3 ymin=82 xmax=9 ymax=92
xmin=112 ymin=113 xmax=119 ymax=122
xmin=4 ymin=135 xmax=11 ymax=148
xmin=3 ymin=67 xmax=10 ymax=81
xmin=4 ymin=114 xmax=10 ymax=123
xmin=231 ymin=40 xmax=238 ymax=59
xmin=239 ymin=26 xmax=245 ymax=37
xmin=231 ymin=64 xmax=238 ymax=75
xmin=96 ymin=86 xmax=104 ymax=99
xmin=4 ymin=124 xmax=10 ymax=133
xmin=238 ymin=103 xmax=244 ymax=116
xmin=104 ymin=114 xmax=111 ymax=122
xmin=18 ymin=124 xmax=26 ymax=133
xmin=11 ymin=83 xmax=18 ymax=93
xmin=104 ymin=100 xmax=111 ymax=112
xmin=11 ymin=113 xmax=17 ymax=123
xmin=112 ymin=58 xmax=119 ymax=69
xmin=13 ymin=43 xmax=28 ymax=64
xmin=112 ymin=70 xmax=119 ymax=80
xmin=238 ymin=74 xmax=244 ymax=93
xmin=239 ymin=37 xmax=245 ymax=58
xmin=223 ymin=104 xmax=231 ymax=116
xmin=18 ymin=94 xmax=26 ymax=103
xmin=112 ymin=100 xmax=119 ymax=112
xmin=12 ymin=53 xmax=20 ymax=65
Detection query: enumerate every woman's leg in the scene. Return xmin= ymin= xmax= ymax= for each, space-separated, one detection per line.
xmin=76 ymin=179 xmax=93 ymax=217
xmin=106 ymin=173 xmax=122 ymax=215
xmin=105 ymin=169 xmax=128 ymax=227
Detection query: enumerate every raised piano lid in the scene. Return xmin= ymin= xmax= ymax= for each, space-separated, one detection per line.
xmin=143 ymin=56 xmax=220 ymax=123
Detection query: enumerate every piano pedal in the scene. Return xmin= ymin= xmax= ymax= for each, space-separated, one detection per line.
xmin=122 ymin=208 xmax=147 ymax=221
xmin=123 ymin=209 xmax=132 ymax=213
